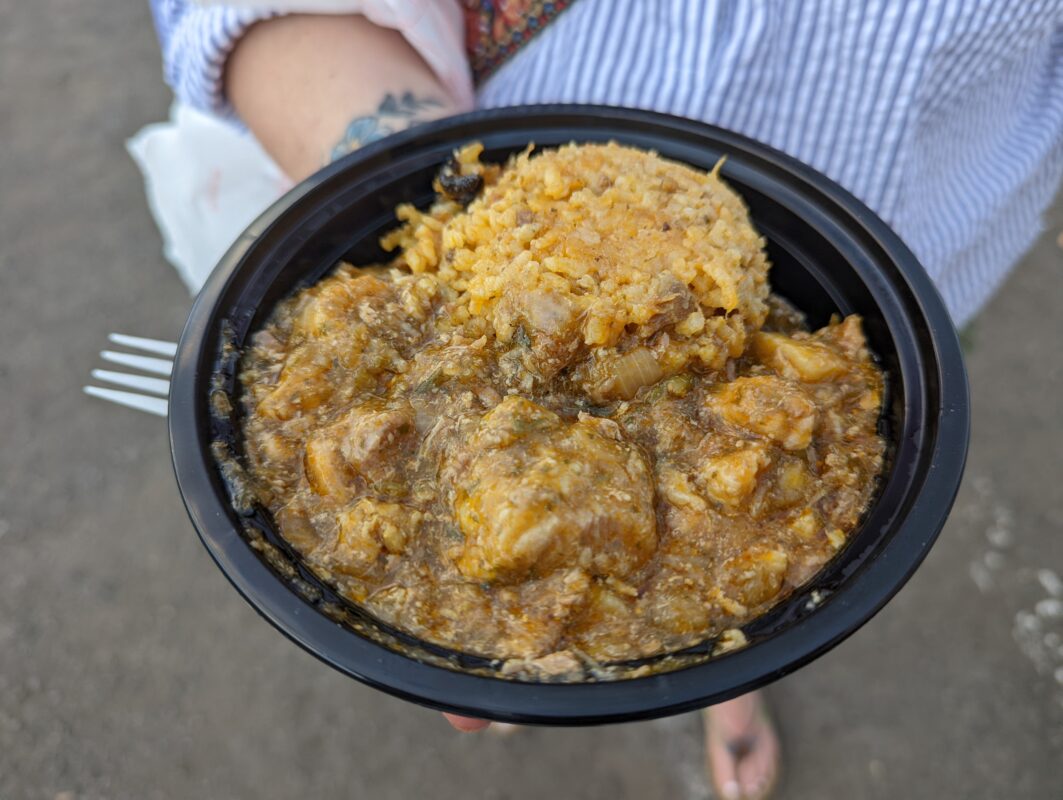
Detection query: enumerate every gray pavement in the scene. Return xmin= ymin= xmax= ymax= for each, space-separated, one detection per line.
xmin=2 ymin=2 xmax=1062 ymax=798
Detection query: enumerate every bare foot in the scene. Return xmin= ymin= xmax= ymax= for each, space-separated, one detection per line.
xmin=703 ymin=691 xmax=780 ymax=800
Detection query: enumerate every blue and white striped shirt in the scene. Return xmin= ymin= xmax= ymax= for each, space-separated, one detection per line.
xmin=151 ymin=0 xmax=1063 ymax=326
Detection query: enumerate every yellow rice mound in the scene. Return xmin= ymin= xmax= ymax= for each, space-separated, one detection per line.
xmin=382 ymin=142 xmax=770 ymax=374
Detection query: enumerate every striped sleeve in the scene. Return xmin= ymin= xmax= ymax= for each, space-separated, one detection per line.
xmin=150 ymin=0 xmax=278 ymax=120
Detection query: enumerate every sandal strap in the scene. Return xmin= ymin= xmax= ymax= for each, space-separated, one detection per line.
xmin=724 ymin=731 xmax=760 ymax=760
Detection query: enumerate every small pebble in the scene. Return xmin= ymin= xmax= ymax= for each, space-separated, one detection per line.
xmin=1035 ymin=598 xmax=1063 ymax=619
xmin=1037 ymin=569 xmax=1063 ymax=598
xmin=969 ymin=562 xmax=993 ymax=593
xmin=986 ymin=526 xmax=1013 ymax=549
xmin=1017 ymin=611 xmax=1041 ymax=632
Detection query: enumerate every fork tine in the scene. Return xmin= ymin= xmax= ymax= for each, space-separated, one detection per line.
xmin=91 ymin=369 xmax=170 ymax=396
xmin=83 ymin=386 xmax=168 ymax=417
xmin=100 ymin=350 xmax=173 ymax=376
xmin=108 ymin=333 xmax=178 ymax=357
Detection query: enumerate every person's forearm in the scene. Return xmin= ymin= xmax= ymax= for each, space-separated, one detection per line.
xmin=226 ymin=14 xmax=464 ymax=181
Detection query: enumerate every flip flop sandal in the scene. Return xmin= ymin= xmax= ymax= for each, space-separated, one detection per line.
xmin=704 ymin=700 xmax=781 ymax=800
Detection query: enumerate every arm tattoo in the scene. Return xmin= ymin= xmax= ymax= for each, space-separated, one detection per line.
xmin=328 ymin=91 xmax=443 ymax=162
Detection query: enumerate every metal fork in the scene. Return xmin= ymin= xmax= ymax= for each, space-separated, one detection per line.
xmin=83 ymin=333 xmax=177 ymax=417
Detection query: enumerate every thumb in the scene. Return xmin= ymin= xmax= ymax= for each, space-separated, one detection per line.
xmin=443 ymin=713 xmax=491 ymax=732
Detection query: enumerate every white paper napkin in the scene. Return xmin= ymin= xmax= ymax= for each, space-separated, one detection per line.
xmin=127 ymin=102 xmax=291 ymax=294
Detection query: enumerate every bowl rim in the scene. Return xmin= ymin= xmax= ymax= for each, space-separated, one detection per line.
xmin=169 ymin=104 xmax=969 ymax=725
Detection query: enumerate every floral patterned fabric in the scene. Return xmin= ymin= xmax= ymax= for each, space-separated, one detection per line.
xmin=462 ymin=0 xmax=576 ymax=85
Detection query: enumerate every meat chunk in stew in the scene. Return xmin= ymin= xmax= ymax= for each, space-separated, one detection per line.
xmin=451 ymin=396 xmax=657 ymax=582
xmin=705 ymin=375 xmax=817 ymax=451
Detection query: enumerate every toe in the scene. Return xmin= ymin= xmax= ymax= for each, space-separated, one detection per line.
xmin=705 ymin=711 xmax=742 ymax=798
xmin=735 ymin=720 xmax=779 ymax=799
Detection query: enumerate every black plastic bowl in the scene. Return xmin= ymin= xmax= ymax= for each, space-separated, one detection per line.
xmin=169 ymin=105 xmax=969 ymax=725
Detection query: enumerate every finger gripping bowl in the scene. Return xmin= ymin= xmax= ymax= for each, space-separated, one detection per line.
xmin=169 ymin=106 xmax=969 ymax=725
